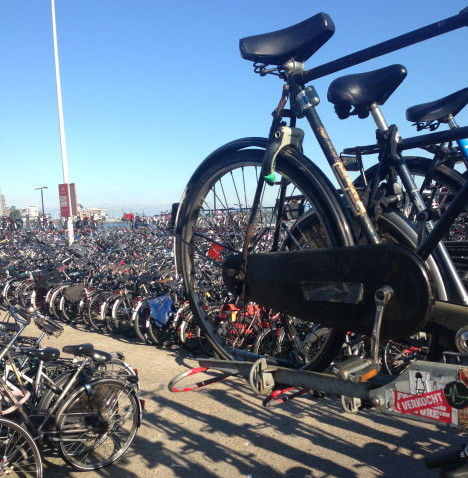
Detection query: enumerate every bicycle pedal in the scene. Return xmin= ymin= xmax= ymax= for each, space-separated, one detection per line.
xmin=334 ymin=357 xmax=380 ymax=383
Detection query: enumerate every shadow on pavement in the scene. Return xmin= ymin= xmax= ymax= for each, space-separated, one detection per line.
xmin=38 ymin=323 xmax=462 ymax=478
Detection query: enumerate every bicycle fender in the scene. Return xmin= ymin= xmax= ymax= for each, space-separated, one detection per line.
xmin=262 ymin=127 xmax=305 ymax=185
xmin=175 ymin=137 xmax=268 ymax=244
xmin=184 ymin=137 xmax=268 ymax=187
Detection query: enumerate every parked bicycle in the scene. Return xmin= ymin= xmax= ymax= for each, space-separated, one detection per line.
xmin=174 ymin=5 xmax=468 ymax=368
xmin=172 ymin=7 xmax=468 ymax=475
xmin=0 ymin=305 xmax=141 ymax=474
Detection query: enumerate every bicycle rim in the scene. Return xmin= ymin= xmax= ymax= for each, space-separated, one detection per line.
xmin=132 ymin=299 xmax=155 ymax=344
xmin=112 ymin=296 xmax=135 ymax=336
xmin=0 ymin=417 xmax=43 ymax=478
xmin=175 ymin=147 xmax=354 ymax=367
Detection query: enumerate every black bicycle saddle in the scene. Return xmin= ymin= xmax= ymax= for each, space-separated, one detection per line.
xmin=239 ymin=13 xmax=334 ymax=65
xmin=406 ymin=87 xmax=468 ymax=122
xmin=327 ymin=64 xmax=407 ymax=119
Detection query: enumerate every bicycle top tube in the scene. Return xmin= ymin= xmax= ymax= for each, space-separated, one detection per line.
xmin=296 ymin=8 xmax=468 ymax=84
xmin=342 ymin=125 xmax=468 ymax=156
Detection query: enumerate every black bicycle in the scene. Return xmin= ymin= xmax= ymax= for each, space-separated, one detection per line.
xmin=174 ymin=7 xmax=468 ymax=375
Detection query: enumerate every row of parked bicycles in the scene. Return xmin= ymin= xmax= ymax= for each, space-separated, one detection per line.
xmin=0 ymin=227 xmax=208 ymax=352
xmin=0 ymin=297 xmax=141 ymax=476
xmin=0 ymin=226 xmax=434 ymax=378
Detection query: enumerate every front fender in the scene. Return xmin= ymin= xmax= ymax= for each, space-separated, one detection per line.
xmin=173 ymin=137 xmax=268 ymax=274
xmin=187 ymin=137 xmax=268 ymax=186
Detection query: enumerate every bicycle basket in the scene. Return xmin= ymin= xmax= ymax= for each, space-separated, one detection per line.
xmin=63 ymin=284 xmax=85 ymax=303
xmin=149 ymin=295 xmax=174 ymax=328
xmin=33 ymin=268 xmax=63 ymax=290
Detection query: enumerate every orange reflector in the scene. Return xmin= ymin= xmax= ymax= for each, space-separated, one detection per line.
xmin=360 ymin=368 xmax=379 ymax=382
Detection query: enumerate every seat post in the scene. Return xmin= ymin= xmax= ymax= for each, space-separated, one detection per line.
xmin=448 ymin=116 xmax=468 ymax=165
xmin=369 ymin=103 xmax=389 ymax=132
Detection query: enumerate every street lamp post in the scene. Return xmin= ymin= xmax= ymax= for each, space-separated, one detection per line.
xmin=35 ymin=186 xmax=48 ymax=215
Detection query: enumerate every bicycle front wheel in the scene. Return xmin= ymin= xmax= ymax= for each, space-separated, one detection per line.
xmin=0 ymin=417 xmax=43 ymax=478
xmin=111 ymin=295 xmax=136 ymax=336
xmin=175 ymin=146 xmax=354 ymax=368
xmin=87 ymin=291 xmax=113 ymax=333
xmin=132 ymin=298 xmax=155 ymax=344
xmin=55 ymin=377 xmax=140 ymax=471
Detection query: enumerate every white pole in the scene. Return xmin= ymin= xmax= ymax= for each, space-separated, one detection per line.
xmin=51 ymin=0 xmax=74 ymax=244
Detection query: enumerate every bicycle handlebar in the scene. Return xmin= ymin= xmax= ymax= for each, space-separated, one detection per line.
xmin=297 ymin=8 xmax=468 ymax=84
xmin=8 ymin=304 xmax=31 ymax=325
xmin=425 ymin=444 xmax=468 ymax=469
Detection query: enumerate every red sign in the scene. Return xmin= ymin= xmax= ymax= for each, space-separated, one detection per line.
xmin=207 ymin=243 xmax=224 ymax=261
xmin=394 ymin=390 xmax=452 ymax=424
xmin=58 ymin=183 xmax=71 ymax=217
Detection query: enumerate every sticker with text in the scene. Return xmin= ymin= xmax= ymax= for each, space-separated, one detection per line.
xmin=393 ymin=390 xmax=452 ymax=424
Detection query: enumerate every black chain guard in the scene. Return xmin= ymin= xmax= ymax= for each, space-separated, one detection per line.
xmin=246 ymin=243 xmax=433 ymax=340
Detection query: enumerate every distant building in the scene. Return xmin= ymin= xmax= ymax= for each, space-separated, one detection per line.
xmin=0 ymin=194 xmax=5 ymax=217
xmin=79 ymin=207 xmax=108 ymax=221
xmin=24 ymin=206 xmax=39 ymax=218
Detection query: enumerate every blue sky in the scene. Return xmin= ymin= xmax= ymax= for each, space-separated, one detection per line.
xmin=0 ymin=1 xmax=466 ymax=217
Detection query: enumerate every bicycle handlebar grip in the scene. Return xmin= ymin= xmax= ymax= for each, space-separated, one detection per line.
xmin=16 ymin=306 xmax=34 ymax=325
xmin=9 ymin=304 xmax=32 ymax=325
xmin=425 ymin=447 xmax=465 ymax=469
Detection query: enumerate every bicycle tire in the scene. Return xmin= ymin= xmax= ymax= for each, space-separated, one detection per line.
xmin=59 ymin=295 xmax=80 ymax=324
xmin=111 ymin=295 xmax=136 ymax=336
xmin=15 ymin=281 xmax=35 ymax=308
xmin=87 ymin=291 xmax=114 ymax=333
xmin=0 ymin=417 xmax=43 ymax=478
xmin=55 ymin=377 xmax=140 ymax=471
xmin=48 ymin=285 xmax=67 ymax=320
xmin=100 ymin=293 xmax=120 ymax=333
xmin=253 ymin=326 xmax=285 ymax=358
xmin=175 ymin=146 xmax=354 ymax=367
xmin=147 ymin=315 xmax=172 ymax=346
xmin=179 ymin=309 xmax=212 ymax=354
xmin=132 ymin=299 xmax=155 ymax=344
xmin=3 ymin=279 xmax=22 ymax=306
